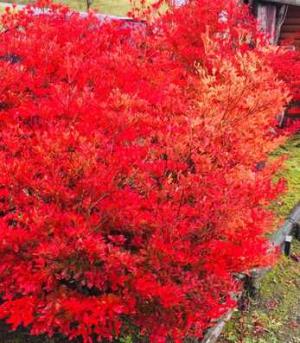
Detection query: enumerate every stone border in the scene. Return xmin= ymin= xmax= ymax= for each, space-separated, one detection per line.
xmin=200 ymin=309 xmax=236 ymax=343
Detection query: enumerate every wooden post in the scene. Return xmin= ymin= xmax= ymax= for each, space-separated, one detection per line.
xmin=284 ymin=235 xmax=293 ymax=256
xmin=86 ymin=0 xmax=93 ymax=11
xmin=256 ymin=2 xmax=277 ymax=44
xmin=275 ymin=4 xmax=289 ymax=44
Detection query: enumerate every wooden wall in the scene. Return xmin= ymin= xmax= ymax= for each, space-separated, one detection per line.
xmin=280 ymin=5 xmax=300 ymax=49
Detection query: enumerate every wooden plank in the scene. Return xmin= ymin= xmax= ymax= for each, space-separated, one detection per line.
xmin=286 ymin=9 xmax=300 ymax=15
xmin=270 ymin=202 xmax=300 ymax=248
xmin=281 ymin=24 xmax=300 ymax=32
xmin=289 ymin=100 xmax=300 ymax=106
xmin=285 ymin=18 xmax=300 ymax=24
xmin=281 ymin=35 xmax=300 ymax=42
xmin=287 ymin=113 xmax=300 ymax=118
xmin=280 ymin=31 xmax=300 ymax=38
xmin=201 ymin=310 xmax=236 ymax=343
xmin=286 ymin=5 xmax=300 ymax=13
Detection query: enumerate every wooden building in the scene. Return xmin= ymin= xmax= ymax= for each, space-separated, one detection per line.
xmin=246 ymin=0 xmax=300 ymax=48
xmin=279 ymin=3 xmax=300 ymax=49
xmin=172 ymin=1 xmax=300 ymax=48
xmin=245 ymin=1 xmax=300 ymax=124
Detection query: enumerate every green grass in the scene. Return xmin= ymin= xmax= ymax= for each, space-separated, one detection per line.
xmin=219 ymin=133 xmax=300 ymax=343
xmin=0 ymin=0 xmax=153 ymax=16
xmin=219 ymin=241 xmax=300 ymax=343
xmin=270 ymin=134 xmax=300 ymax=219
xmin=56 ymin=0 xmax=132 ymax=16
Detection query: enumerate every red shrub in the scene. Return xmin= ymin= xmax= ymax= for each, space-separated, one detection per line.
xmin=266 ymin=47 xmax=300 ymax=130
xmin=0 ymin=1 xmax=289 ymax=342
xmin=268 ymin=47 xmax=300 ymax=101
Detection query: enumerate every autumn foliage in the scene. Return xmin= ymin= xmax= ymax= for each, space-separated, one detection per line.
xmin=0 ymin=0 xmax=291 ymax=342
xmin=269 ymin=46 xmax=300 ymax=125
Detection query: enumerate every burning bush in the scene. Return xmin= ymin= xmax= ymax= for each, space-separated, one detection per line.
xmin=0 ymin=1 xmax=289 ymax=342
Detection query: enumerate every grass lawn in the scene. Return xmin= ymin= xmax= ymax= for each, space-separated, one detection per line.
xmin=56 ymin=0 xmax=133 ymax=15
xmin=219 ymin=240 xmax=300 ymax=343
xmin=271 ymin=134 xmax=300 ymax=219
xmin=0 ymin=0 xmax=149 ymax=16
xmin=219 ymin=133 xmax=300 ymax=343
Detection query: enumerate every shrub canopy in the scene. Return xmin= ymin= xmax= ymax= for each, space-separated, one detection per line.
xmin=0 ymin=0 xmax=291 ymax=342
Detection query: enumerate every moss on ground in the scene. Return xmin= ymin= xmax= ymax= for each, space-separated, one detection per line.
xmin=219 ymin=240 xmax=300 ymax=343
xmin=219 ymin=133 xmax=300 ymax=343
xmin=271 ymin=133 xmax=300 ymax=219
